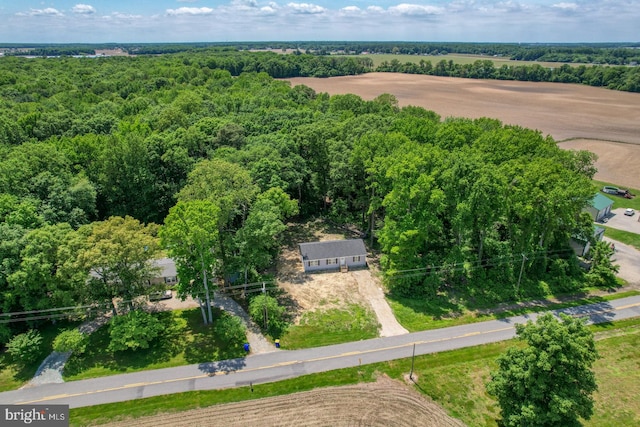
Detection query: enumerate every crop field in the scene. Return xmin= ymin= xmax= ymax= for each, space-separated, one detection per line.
xmin=286 ymin=73 xmax=640 ymax=190
xmin=357 ymin=53 xmax=582 ymax=69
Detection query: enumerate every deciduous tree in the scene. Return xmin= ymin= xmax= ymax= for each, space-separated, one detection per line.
xmin=487 ymin=313 xmax=599 ymax=427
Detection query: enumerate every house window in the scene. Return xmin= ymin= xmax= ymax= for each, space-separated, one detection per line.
xmin=352 ymin=256 xmax=361 ymax=262
xmin=165 ymin=276 xmax=177 ymax=284
xmin=326 ymin=258 xmax=339 ymax=265
xmin=308 ymin=260 xmax=320 ymax=267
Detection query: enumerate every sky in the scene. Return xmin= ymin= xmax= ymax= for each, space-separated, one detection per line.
xmin=0 ymin=1 xmax=637 ymax=44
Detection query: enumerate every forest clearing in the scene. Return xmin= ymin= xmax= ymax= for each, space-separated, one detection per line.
xmin=286 ymin=73 xmax=640 ymax=189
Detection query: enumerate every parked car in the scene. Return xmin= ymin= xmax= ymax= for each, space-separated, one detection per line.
xmin=150 ymin=289 xmax=173 ymax=301
xmin=624 ymin=208 xmax=635 ymax=216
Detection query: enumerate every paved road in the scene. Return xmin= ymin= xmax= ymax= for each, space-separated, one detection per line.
xmin=2 ymin=296 xmax=639 ymax=409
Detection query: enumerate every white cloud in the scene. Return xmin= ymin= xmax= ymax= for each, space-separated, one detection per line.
xmin=166 ymin=7 xmax=214 ymax=16
xmin=552 ymin=2 xmax=579 ymax=11
xmin=287 ymin=3 xmax=326 ymax=14
xmin=17 ymin=8 xmax=64 ymax=17
xmin=366 ymin=6 xmax=384 ymax=13
xmin=341 ymin=6 xmax=361 ymax=13
xmin=260 ymin=5 xmax=278 ymax=14
xmin=232 ymin=0 xmax=258 ymax=7
xmin=388 ymin=3 xmax=444 ymax=16
xmin=72 ymin=4 xmax=96 ymax=15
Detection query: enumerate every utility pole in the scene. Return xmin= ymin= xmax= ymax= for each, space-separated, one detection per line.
xmin=516 ymin=253 xmax=527 ymax=296
xmin=262 ymin=282 xmax=268 ymax=329
xmin=409 ymin=343 xmax=416 ymax=381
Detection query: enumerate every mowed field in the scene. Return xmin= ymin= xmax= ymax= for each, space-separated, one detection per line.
xmin=286 ymin=73 xmax=640 ymax=189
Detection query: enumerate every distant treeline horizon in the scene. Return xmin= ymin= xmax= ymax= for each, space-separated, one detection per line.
xmin=1 ymin=42 xmax=639 ymax=92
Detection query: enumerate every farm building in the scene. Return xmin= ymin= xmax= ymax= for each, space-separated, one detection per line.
xmin=299 ymin=239 xmax=367 ymax=273
xmin=585 ymin=193 xmax=614 ymax=222
xmin=570 ymin=226 xmax=606 ymax=257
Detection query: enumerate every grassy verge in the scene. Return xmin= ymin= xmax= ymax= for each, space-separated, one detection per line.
xmin=70 ymin=317 xmax=640 ymax=427
xmin=0 ymin=320 xmax=81 ymax=392
xmin=279 ymin=304 xmax=379 ymax=349
xmin=599 ymin=225 xmax=640 ymax=250
xmin=63 ymin=308 xmax=245 ymax=381
xmin=389 ymin=290 xmax=640 ymax=333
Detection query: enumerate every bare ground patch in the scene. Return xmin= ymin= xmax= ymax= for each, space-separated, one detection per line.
xmin=100 ymin=375 xmax=466 ymax=427
xmin=276 ymin=220 xmax=372 ymax=323
xmin=285 ymin=73 xmax=640 ymax=189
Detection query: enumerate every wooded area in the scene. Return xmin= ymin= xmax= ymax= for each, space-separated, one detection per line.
xmin=0 ymin=49 xmax=600 ymax=342
xmin=2 ymin=43 xmax=639 ymax=91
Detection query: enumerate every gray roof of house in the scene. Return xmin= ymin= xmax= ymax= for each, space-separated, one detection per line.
xmin=152 ymin=257 xmax=177 ymax=277
xmin=299 ymin=239 xmax=367 ymax=261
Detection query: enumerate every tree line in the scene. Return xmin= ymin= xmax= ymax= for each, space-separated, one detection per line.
xmin=2 ymin=44 xmax=639 ymax=91
xmin=0 ymin=50 xmax=604 ymax=342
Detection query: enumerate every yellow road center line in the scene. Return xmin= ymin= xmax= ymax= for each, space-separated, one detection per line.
xmin=18 ymin=304 xmax=638 ymax=404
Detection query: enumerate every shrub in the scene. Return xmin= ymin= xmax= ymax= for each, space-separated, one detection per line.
xmin=108 ymin=310 xmax=164 ymax=352
xmin=213 ymin=315 xmax=246 ymax=343
xmin=52 ymin=329 xmax=87 ymax=354
xmin=6 ymin=330 xmax=43 ymax=365
xmin=249 ymin=294 xmax=288 ymax=337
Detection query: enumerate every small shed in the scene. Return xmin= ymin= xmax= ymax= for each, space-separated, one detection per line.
xmin=585 ymin=193 xmax=614 ymax=222
xmin=299 ymin=239 xmax=367 ymax=273
xmin=570 ymin=226 xmax=606 ymax=257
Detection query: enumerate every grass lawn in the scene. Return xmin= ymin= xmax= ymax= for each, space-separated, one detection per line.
xmin=278 ymin=304 xmax=379 ymax=349
xmin=593 ymin=180 xmax=640 ymax=211
xmin=63 ymin=308 xmax=246 ymax=381
xmin=0 ymin=320 xmax=81 ymax=392
xmin=388 ymin=290 xmax=640 ymax=333
xmin=69 ymin=318 xmax=640 ymax=427
xmin=600 ymin=225 xmax=640 ymax=250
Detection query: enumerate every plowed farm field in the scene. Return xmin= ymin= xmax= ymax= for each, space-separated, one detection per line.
xmin=286 ymin=73 xmax=640 ymax=190
xmin=100 ymin=376 xmax=465 ymax=427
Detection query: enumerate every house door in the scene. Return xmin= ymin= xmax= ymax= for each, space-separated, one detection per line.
xmin=340 ymin=257 xmax=346 ymax=266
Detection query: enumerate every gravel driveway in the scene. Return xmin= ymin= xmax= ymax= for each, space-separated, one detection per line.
xmin=601 ymin=208 xmax=640 ymax=234
xmin=604 ymin=237 xmax=640 ymax=286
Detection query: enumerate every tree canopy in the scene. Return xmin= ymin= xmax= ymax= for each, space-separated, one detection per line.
xmin=487 ymin=313 xmax=599 ymax=427
xmin=0 ymin=49 xmax=601 ymax=333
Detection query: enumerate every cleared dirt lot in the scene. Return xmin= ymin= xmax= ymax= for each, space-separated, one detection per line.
xmin=102 ymin=375 xmax=465 ymax=427
xmin=286 ymin=73 xmax=640 ymax=188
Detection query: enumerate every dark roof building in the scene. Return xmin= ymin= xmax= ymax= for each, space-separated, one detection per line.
xmin=299 ymin=239 xmax=367 ymax=272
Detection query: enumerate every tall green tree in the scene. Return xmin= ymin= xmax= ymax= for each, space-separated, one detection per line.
xmin=160 ymin=200 xmax=221 ymax=324
xmin=487 ymin=313 xmax=599 ymax=427
xmin=75 ymin=216 xmax=161 ymax=314
xmin=177 ymin=159 xmax=258 ymax=277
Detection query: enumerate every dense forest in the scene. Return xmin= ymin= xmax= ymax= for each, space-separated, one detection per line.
xmin=0 ymin=49 xmax=604 ymax=342
xmin=2 ymin=43 xmax=639 ymax=91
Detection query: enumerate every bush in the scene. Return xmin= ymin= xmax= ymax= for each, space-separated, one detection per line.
xmin=213 ymin=315 xmax=246 ymax=343
xmin=249 ymin=294 xmax=288 ymax=337
xmin=6 ymin=330 xmax=43 ymax=365
xmin=52 ymin=329 xmax=87 ymax=354
xmin=108 ymin=310 xmax=164 ymax=352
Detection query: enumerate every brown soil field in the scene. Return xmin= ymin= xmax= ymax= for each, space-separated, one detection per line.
xmin=286 ymin=73 xmax=640 ymax=188
xmin=101 ymin=375 xmax=465 ymax=427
